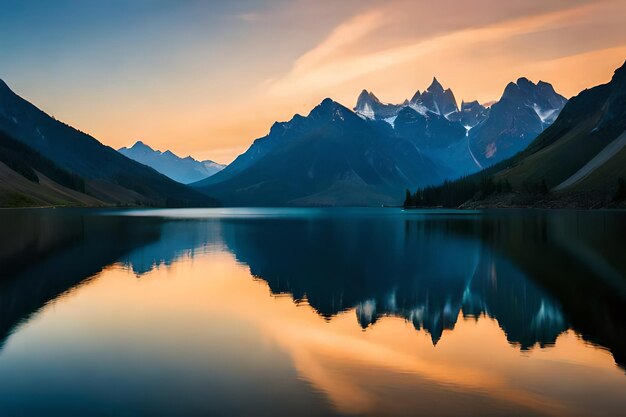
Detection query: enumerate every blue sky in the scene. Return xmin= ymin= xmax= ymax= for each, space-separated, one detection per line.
xmin=1 ymin=0 xmax=625 ymax=163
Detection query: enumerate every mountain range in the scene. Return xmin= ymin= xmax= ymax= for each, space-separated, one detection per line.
xmin=355 ymin=77 xmax=566 ymax=171
xmin=408 ymin=60 xmax=626 ymax=209
xmin=192 ymin=77 xmax=567 ymax=206
xmin=193 ymin=98 xmax=447 ymax=206
xmin=118 ymin=141 xmax=225 ymax=184
xmin=6 ymin=61 xmax=626 ymax=208
xmin=0 ymin=80 xmax=217 ymax=207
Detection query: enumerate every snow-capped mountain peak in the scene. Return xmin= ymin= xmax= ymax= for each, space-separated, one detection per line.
xmin=119 ymin=141 xmax=225 ymax=184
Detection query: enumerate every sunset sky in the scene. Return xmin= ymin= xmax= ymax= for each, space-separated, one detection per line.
xmin=2 ymin=0 xmax=626 ymax=164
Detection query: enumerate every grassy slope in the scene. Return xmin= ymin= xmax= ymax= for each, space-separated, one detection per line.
xmin=0 ymin=132 xmax=106 ymax=207
xmin=0 ymin=162 xmax=104 ymax=207
xmin=572 ymin=141 xmax=626 ymax=192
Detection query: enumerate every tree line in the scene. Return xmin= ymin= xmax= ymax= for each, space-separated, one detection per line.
xmin=404 ymin=175 xmax=626 ymax=208
xmin=403 ymin=177 xmax=513 ymax=208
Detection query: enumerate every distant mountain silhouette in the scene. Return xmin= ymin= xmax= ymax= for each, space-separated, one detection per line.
xmin=192 ymin=99 xmax=447 ymax=206
xmin=119 ymin=141 xmax=225 ymax=184
xmin=0 ymin=79 xmax=217 ymax=207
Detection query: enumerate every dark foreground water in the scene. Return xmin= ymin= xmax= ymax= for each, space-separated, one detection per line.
xmin=0 ymin=207 xmax=625 ymax=416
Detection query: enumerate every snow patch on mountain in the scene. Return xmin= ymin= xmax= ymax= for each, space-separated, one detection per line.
xmin=384 ymin=116 xmax=397 ymax=127
xmin=119 ymin=141 xmax=225 ymax=184
xmin=409 ymin=103 xmax=429 ymax=116
xmin=357 ymin=102 xmax=375 ymax=119
xmin=532 ymin=103 xmax=558 ymax=124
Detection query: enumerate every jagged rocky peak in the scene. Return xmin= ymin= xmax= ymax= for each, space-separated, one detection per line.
xmin=468 ymin=77 xmax=568 ymax=167
xmin=516 ymin=76 xmax=534 ymax=89
xmin=118 ymin=139 xmax=225 ymax=184
xmin=356 ymin=77 xmax=461 ymax=120
xmin=357 ymin=88 xmax=370 ymax=99
xmin=132 ymin=140 xmax=150 ymax=148
xmin=355 ymin=89 xmax=383 ymax=113
xmin=122 ymin=140 xmax=157 ymax=154
xmin=502 ymin=80 xmax=522 ymax=99
xmin=503 ymin=77 xmax=543 ymax=99
xmin=428 ymin=77 xmax=444 ymax=92
xmin=410 ymin=90 xmax=422 ymax=104
xmin=269 ymin=113 xmax=305 ymax=135
xmin=354 ymin=89 xmax=402 ymax=120
xmin=461 ymin=100 xmax=482 ymax=111
xmin=355 ymin=90 xmax=381 ymax=118
xmin=499 ymin=77 xmax=567 ymax=124
xmin=417 ymin=77 xmax=459 ymax=116
xmin=356 ymin=89 xmax=380 ymax=105
xmin=310 ymin=98 xmax=353 ymax=122
xmin=459 ymin=100 xmax=489 ymax=128
xmin=316 ymin=97 xmax=343 ymax=111
xmin=442 ymin=88 xmax=459 ymax=114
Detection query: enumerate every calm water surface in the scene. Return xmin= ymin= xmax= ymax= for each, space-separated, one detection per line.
xmin=0 ymin=207 xmax=625 ymax=416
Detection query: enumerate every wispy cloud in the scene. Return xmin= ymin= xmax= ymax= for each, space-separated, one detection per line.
xmin=264 ymin=2 xmax=603 ymax=98
xmin=291 ymin=10 xmax=386 ymax=75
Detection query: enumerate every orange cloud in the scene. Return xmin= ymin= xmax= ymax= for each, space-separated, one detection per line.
xmin=265 ymin=2 xmax=603 ymax=99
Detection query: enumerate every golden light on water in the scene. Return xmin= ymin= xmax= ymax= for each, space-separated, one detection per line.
xmin=7 ymin=250 xmax=623 ymax=417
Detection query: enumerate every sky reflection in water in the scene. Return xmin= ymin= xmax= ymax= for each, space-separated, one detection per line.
xmin=0 ymin=208 xmax=624 ymax=417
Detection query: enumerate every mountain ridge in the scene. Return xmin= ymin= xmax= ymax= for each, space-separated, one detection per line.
xmin=192 ymin=98 xmax=447 ymax=206
xmin=353 ymin=77 xmax=566 ymax=175
xmin=194 ymin=76 xmax=568 ymax=206
xmin=118 ymin=141 xmax=225 ymax=184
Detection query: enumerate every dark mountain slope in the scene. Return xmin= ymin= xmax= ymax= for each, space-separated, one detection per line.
xmin=491 ymin=62 xmax=626 ymax=194
xmin=468 ymin=77 xmax=567 ymax=167
xmin=0 ymin=130 xmax=103 ymax=207
xmin=0 ymin=80 xmax=217 ymax=207
xmin=394 ymin=106 xmax=466 ymax=150
xmin=193 ymin=99 xmax=446 ymax=206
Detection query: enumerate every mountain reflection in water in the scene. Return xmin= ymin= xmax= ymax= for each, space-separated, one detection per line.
xmin=0 ymin=208 xmax=625 ymax=416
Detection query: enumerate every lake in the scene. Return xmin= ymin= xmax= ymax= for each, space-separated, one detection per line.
xmin=0 ymin=207 xmax=625 ymax=416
